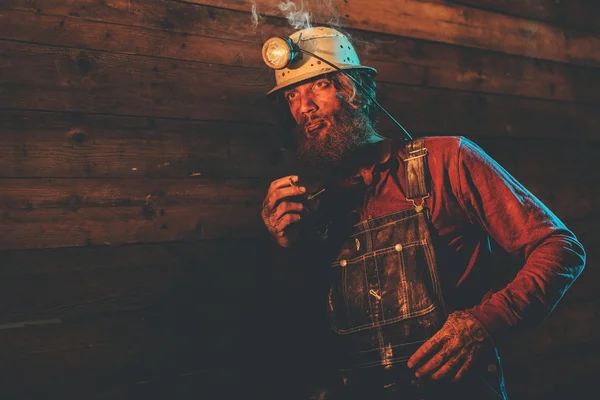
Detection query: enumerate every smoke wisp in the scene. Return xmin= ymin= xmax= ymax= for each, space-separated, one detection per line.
xmin=248 ymin=1 xmax=347 ymax=32
xmin=278 ymin=0 xmax=312 ymax=30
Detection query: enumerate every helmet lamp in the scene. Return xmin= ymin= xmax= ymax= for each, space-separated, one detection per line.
xmin=262 ymin=37 xmax=298 ymax=70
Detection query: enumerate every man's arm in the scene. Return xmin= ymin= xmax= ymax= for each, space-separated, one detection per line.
xmin=454 ymin=137 xmax=586 ymax=337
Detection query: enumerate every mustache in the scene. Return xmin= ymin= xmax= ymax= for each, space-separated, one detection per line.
xmin=299 ymin=114 xmax=329 ymax=127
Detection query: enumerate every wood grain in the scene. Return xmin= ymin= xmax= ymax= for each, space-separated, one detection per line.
xmin=377 ymin=84 xmax=600 ymax=140
xmin=0 ymin=178 xmax=266 ymax=209
xmin=189 ymin=0 xmax=600 ymax=66
xmin=2 ymin=41 xmax=599 ymax=140
xmin=0 ymin=309 xmax=257 ymax=396
xmin=503 ymin=342 xmax=600 ymax=399
xmin=0 ymin=203 xmax=262 ymax=250
xmin=0 ymin=237 xmax=267 ymax=322
xmin=3 ymin=7 xmax=599 ymax=103
xmin=0 ymin=110 xmax=292 ymax=179
xmin=0 ymin=40 xmax=273 ymax=120
xmin=0 ymin=238 xmax=266 ymax=276
xmin=444 ymin=0 xmax=600 ymax=32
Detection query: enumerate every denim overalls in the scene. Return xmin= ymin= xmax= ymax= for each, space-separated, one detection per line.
xmin=323 ymin=139 xmax=506 ymax=400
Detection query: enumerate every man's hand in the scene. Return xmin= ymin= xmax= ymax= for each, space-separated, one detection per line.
xmin=261 ymin=175 xmax=306 ymax=248
xmin=407 ymin=311 xmax=493 ymax=382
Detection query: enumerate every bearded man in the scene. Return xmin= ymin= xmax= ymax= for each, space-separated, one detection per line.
xmin=259 ymin=27 xmax=585 ymax=400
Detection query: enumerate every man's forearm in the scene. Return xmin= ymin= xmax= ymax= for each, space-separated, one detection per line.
xmin=467 ymin=232 xmax=585 ymax=339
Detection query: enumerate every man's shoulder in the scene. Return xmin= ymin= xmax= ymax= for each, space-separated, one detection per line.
xmin=423 ymin=135 xmax=464 ymax=150
xmin=395 ymin=136 xmax=486 ymax=165
xmin=398 ymin=135 xmax=465 ymax=159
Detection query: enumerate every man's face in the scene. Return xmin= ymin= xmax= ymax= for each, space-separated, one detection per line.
xmin=283 ymin=75 xmax=375 ymax=170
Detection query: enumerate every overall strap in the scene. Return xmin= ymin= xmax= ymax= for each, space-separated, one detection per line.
xmin=403 ymin=138 xmax=430 ymax=212
xmin=403 ymin=137 xmax=446 ymax=312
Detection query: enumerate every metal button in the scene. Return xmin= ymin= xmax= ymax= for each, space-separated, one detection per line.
xmin=488 ymin=363 xmax=497 ymax=373
xmin=340 ymin=260 xmax=347 ymax=267
xmin=395 ymin=244 xmax=403 ymax=252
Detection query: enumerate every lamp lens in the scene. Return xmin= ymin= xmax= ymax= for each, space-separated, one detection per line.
xmin=263 ymin=38 xmax=291 ymax=69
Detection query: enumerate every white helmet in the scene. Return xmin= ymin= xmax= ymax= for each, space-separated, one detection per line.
xmin=262 ymin=26 xmax=377 ymax=95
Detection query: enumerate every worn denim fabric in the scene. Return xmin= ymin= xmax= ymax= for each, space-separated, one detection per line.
xmin=320 ymin=139 xmax=507 ymax=400
xmin=328 ymin=207 xmax=446 ymax=370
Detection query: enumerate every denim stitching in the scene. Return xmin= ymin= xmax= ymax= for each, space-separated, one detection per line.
xmin=397 ymin=246 xmax=409 ymax=320
xmin=331 ymin=242 xmax=424 ymax=267
xmin=373 ymin=250 xmax=385 ymax=322
xmin=332 ymin=303 xmax=438 ymax=334
xmin=343 ymin=259 xmax=351 ymax=327
xmin=346 ymin=339 xmax=428 ymax=355
xmin=363 ymin=254 xmax=375 ymax=327
xmin=351 ymin=212 xmax=418 ymax=236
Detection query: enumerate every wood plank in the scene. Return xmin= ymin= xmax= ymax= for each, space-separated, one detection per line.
xmin=503 ymin=343 xmax=600 ymax=399
xmin=0 ymin=178 xmax=266 ymax=209
xmin=4 ymin=0 xmax=266 ymax=42
xmin=0 ymin=237 xmax=267 ymax=277
xmin=0 ymin=242 xmax=189 ymax=277
xmin=0 ymin=309 xmax=255 ymax=395
xmin=0 ymin=238 xmax=267 ymax=322
xmin=189 ymin=0 xmax=600 ymax=67
xmin=472 ymin=136 xmax=600 ymax=182
xmin=0 ymin=8 xmax=275 ymax=81
xmin=0 ymin=40 xmax=273 ymax=121
xmin=444 ymin=0 xmax=600 ymax=33
xmin=377 ymin=84 xmax=600 ymax=140
xmin=0 ymin=264 xmax=178 ymax=323
xmin=88 ymin=368 xmax=253 ymax=400
xmin=0 ymin=238 xmax=273 ymax=396
xmin=359 ymin=29 xmax=600 ymax=104
xmin=0 ymin=203 xmax=262 ymax=250
xmin=0 ymin=312 xmax=153 ymax=392
xmin=2 ymin=42 xmax=599 ymax=141
xmin=0 ymin=110 xmax=292 ymax=179
xmin=497 ymin=298 xmax=600 ymax=357
xmin=4 ymin=8 xmax=600 ymax=103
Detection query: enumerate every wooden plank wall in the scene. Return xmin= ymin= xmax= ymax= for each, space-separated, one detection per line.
xmin=0 ymin=0 xmax=598 ymax=398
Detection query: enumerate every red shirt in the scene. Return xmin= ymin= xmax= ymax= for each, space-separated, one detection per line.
xmin=360 ymin=136 xmax=586 ymax=338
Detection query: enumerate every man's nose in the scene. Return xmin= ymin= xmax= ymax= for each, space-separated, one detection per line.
xmin=299 ymin=95 xmax=318 ymax=117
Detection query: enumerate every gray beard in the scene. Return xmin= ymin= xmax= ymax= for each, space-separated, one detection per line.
xmin=293 ymin=104 xmax=377 ymax=171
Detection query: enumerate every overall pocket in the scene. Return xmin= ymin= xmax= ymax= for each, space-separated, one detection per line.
xmin=375 ymin=240 xmax=439 ymax=324
xmin=329 ymin=240 xmax=439 ymax=334
xmin=329 ymin=255 xmax=371 ymax=334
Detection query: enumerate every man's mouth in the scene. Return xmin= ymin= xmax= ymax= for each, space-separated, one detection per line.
xmin=305 ymin=120 xmax=327 ymax=136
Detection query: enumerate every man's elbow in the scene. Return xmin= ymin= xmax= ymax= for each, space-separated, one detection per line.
xmin=559 ymin=232 xmax=586 ymax=281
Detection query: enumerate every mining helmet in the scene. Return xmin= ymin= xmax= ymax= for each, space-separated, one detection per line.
xmin=262 ymin=26 xmax=377 ymax=95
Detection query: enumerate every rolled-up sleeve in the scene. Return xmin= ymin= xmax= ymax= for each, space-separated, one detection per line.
xmin=454 ymin=137 xmax=586 ymax=337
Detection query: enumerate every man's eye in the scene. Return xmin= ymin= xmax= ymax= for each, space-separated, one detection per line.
xmin=315 ymin=81 xmax=329 ymax=88
xmin=287 ymin=92 xmax=297 ymax=100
